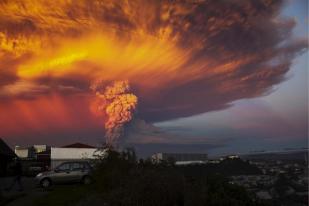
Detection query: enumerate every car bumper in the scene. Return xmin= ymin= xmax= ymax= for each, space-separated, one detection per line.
xmin=34 ymin=176 xmax=43 ymax=186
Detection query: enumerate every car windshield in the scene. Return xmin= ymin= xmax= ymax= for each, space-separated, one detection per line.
xmin=56 ymin=163 xmax=70 ymax=171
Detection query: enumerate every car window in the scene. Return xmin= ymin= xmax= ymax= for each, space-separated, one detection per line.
xmin=71 ymin=162 xmax=83 ymax=171
xmin=57 ymin=163 xmax=70 ymax=171
xmin=82 ymin=162 xmax=91 ymax=169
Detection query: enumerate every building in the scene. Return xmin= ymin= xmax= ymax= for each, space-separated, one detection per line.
xmin=227 ymin=155 xmax=240 ymax=159
xmin=33 ymin=145 xmax=48 ymax=153
xmin=50 ymin=143 xmax=99 ymax=169
xmin=14 ymin=142 xmax=102 ymax=169
xmin=15 ymin=144 xmax=50 ymax=159
xmin=0 ymin=138 xmax=16 ymax=176
xmin=36 ymin=149 xmax=51 ymax=168
xmin=152 ymin=153 xmax=208 ymax=165
xmin=15 ymin=146 xmax=30 ymax=158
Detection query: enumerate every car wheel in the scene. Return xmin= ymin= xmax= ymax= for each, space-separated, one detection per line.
xmin=40 ymin=178 xmax=51 ymax=188
xmin=82 ymin=176 xmax=92 ymax=185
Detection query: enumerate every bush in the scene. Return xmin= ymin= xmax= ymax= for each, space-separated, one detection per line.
xmin=91 ymin=149 xmax=266 ymax=206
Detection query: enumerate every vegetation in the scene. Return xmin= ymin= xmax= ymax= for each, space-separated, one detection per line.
xmin=177 ymin=158 xmax=262 ymax=177
xmin=34 ymin=185 xmax=89 ymax=206
xmin=34 ymin=148 xmax=271 ymax=206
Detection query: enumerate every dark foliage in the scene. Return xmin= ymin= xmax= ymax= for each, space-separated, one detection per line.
xmin=177 ymin=158 xmax=262 ymax=177
xmin=91 ymin=149 xmax=269 ymax=206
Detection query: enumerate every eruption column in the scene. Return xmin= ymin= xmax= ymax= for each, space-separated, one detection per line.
xmin=91 ymin=80 xmax=138 ymax=146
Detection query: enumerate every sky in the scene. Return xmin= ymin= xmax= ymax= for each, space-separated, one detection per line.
xmin=0 ymin=0 xmax=307 ymax=157
xmin=157 ymin=0 xmax=308 ymax=156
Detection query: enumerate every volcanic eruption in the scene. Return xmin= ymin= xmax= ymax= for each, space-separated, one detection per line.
xmin=0 ymin=0 xmax=307 ymax=142
xmin=91 ymin=80 xmax=138 ymax=146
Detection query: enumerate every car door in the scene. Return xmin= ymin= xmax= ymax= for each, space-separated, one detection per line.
xmin=70 ymin=162 xmax=84 ymax=182
xmin=52 ymin=162 xmax=75 ymax=183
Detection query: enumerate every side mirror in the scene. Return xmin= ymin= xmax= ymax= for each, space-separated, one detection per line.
xmin=54 ymin=168 xmax=60 ymax=173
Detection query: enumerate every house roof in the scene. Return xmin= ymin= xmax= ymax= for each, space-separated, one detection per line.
xmin=62 ymin=142 xmax=95 ymax=148
xmin=0 ymin=138 xmax=16 ymax=157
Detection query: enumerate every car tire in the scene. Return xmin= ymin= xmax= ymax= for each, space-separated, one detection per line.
xmin=82 ymin=176 xmax=92 ymax=185
xmin=40 ymin=178 xmax=51 ymax=188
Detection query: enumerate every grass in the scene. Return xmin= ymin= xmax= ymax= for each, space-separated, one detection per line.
xmin=0 ymin=192 xmax=26 ymax=205
xmin=33 ymin=185 xmax=91 ymax=206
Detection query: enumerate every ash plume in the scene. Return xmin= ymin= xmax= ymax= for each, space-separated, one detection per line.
xmin=0 ymin=0 xmax=307 ymax=138
xmin=91 ymin=80 xmax=138 ymax=146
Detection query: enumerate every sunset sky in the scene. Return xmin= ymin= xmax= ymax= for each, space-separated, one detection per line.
xmin=0 ymin=0 xmax=307 ymax=157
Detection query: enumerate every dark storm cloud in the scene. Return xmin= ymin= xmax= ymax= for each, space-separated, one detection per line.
xmin=136 ymin=0 xmax=308 ymax=121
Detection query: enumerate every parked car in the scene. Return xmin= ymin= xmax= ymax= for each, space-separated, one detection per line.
xmin=35 ymin=161 xmax=93 ymax=188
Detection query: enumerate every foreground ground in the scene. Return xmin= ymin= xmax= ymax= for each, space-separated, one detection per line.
xmin=0 ymin=177 xmax=105 ymax=206
xmin=0 ymin=177 xmax=78 ymax=206
xmin=1 ymin=177 xmax=36 ymax=206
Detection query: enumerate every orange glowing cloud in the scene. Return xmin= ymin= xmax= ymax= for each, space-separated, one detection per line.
xmin=0 ymin=0 xmax=307 ymax=138
xmin=0 ymin=94 xmax=101 ymax=137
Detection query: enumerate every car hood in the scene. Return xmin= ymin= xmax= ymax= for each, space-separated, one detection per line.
xmin=39 ymin=171 xmax=54 ymax=176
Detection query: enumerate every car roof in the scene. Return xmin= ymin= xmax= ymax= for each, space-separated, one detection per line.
xmin=60 ymin=161 xmax=89 ymax=164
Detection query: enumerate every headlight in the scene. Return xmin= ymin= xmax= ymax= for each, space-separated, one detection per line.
xmin=36 ymin=173 xmax=43 ymax=177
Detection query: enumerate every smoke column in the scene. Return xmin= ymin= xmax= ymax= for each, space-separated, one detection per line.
xmin=91 ymin=80 xmax=138 ymax=146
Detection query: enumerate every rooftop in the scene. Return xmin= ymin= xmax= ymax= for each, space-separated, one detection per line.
xmin=62 ymin=142 xmax=95 ymax=148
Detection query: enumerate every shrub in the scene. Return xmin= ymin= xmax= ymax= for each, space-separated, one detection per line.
xmin=91 ymin=149 xmax=267 ymax=206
